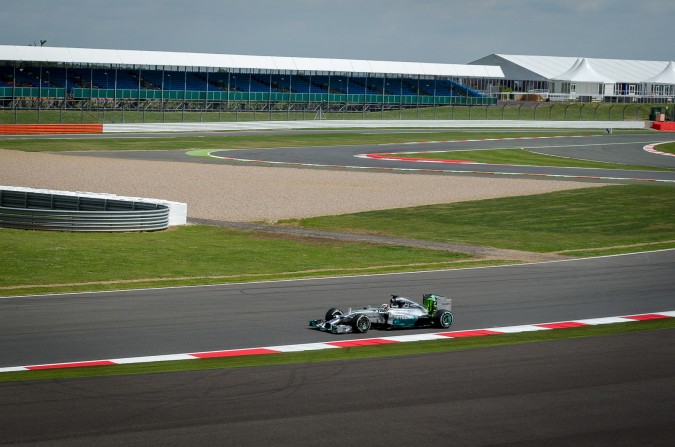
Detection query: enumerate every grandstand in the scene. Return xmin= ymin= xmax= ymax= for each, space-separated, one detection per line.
xmin=0 ymin=45 xmax=500 ymax=119
xmin=6 ymin=46 xmax=670 ymax=124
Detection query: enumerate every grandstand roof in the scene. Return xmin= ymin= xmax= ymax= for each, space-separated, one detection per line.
xmin=470 ymin=54 xmax=673 ymax=84
xmin=0 ymin=45 xmax=504 ymax=78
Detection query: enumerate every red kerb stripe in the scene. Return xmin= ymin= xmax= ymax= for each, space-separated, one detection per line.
xmin=27 ymin=360 xmax=116 ymax=370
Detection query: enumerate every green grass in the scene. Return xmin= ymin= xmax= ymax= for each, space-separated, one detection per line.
xmin=5 ymin=185 xmax=675 ymax=296
xmin=657 ymin=142 xmax=675 ymax=155
xmin=3 ymin=186 xmax=674 ymax=297
xmin=0 ymin=130 xmax=608 ymax=152
xmin=0 ymin=225 xmax=476 ymax=297
xmin=1 ymin=319 xmax=671 ymax=383
xmin=382 ymin=148 xmax=675 ymax=171
xmin=283 ymin=185 xmax=675 ymax=253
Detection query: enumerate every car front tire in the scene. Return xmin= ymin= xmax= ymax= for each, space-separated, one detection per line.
xmin=325 ymin=307 xmax=343 ymax=321
xmin=352 ymin=314 xmax=371 ymax=333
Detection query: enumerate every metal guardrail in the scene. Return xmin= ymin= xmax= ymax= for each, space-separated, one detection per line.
xmin=0 ymin=189 xmax=169 ymax=232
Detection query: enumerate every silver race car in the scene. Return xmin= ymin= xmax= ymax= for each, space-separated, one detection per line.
xmin=309 ymin=294 xmax=453 ymax=334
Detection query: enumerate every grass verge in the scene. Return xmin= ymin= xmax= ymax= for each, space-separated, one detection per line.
xmin=283 ymin=185 xmax=675 ymax=253
xmin=1 ymin=319 xmax=671 ymax=383
xmin=0 ymin=225 xmax=477 ymax=297
xmin=3 ymin=185 xmax=674 ymax=296
xmin=656 ymin=141 xmax=675 ymax=155
xmin=379 ymin=148 xmax=675 ymax=171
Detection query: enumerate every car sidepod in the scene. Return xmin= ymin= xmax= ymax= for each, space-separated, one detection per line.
xmin=388 ymin=311 xmax=419 ymax=328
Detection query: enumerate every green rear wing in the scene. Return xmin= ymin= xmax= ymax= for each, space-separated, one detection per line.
xmin=423 ymin=293 xmax=452 ymax=315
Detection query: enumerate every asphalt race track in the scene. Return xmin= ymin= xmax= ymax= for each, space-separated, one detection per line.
xmin=1 ymin=330 xmax=673 ymax=446
xmin=207 ymin=133 xmax=675 ymax=182
xmin=59 ymin=133 xmax=675 ymax=182
xmin=2 ymin=130 xmax=675 ymax=445
xmin=1 ymin=252 xmax=674 ymax=445
xmin=1 ymin=250 xmax=674 ymax=367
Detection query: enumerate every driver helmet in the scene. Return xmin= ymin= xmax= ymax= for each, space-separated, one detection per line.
xmin=390 ymin=296 xmax=399 ymax=308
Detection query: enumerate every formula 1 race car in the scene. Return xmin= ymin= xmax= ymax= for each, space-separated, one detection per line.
xmin=309 ymin=294 xmax=453 ymax=334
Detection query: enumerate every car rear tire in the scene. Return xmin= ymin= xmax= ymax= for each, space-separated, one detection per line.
xmin=352 ymin=314 xmax=371 ymax=333
xmin=435 ymin=309 xmax=453 ymax=328
xmin=325 ymin=307 xmax=343 ymax=321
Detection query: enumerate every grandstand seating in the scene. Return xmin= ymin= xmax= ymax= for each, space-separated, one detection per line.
xmin=43 ymin=68 xmax=71 ymax=90
xmin=0 ymin=66 xmax=13 ymax=87
xmin=0 ymin=66 xmax=49 ymax=89
xmin=205 ymin=72 xmax=270 ymax=92
xmin=114 ymin=71 xmax=140 ymax=90
xmin=136 ymin=70 xmax=210 ymax=91
xmin=258 ymin=74 xmax=329 ymax=94
xmin=0 ymin=64 xmax=489 ymax=100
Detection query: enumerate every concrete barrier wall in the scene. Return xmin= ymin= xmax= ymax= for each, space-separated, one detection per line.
xmin=103 ymin=120 xmax=647 ymax=133
xmin=652 ymin=122 xmax=675 ymax=131
xmin=0 ymin=121 xmax=647 ymax=135
xmin=0 ymin=124 xmax=103 ymax=134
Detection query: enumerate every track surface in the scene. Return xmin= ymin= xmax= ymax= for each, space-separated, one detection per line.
xmin=207 ymin=134 xmax=675 ymax=181
xmin=1 ymin=329 xmax=673 ymax=445
xmin=60 ymin=133 xmax=675 ymax=182
xmin=2 ymin=250 xmax=673 ymax=368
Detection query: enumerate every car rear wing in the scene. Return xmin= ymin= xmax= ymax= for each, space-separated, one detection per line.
xmin=423 ymin=293 xmax=451 ymax=314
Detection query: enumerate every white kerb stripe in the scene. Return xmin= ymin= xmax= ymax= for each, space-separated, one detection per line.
xmin=573 ymin=317 xmax=633 ymax=325
xmin=113 ymin=354 xmax=197 ymax=364
xmin=489 ymin=325 xmax=552 ymax=333
xmin=379 ymin=333 xmax=449 ymax=342
xmin=0 ymin=366 xmax=29 ymax=373
xmin=266 ymin=343 xmax=340 ymax=353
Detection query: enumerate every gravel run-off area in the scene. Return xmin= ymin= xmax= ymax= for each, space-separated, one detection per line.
xmin=0 ymin=149 xmax=606 ymax=223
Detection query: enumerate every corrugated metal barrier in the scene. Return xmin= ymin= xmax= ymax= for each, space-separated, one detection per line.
xmin=0 ymin=189 xmax=169 ymax=232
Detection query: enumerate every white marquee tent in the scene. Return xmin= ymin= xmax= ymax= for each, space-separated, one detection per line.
xmin=471 ymin=54 xmax=671 ymax=84
xmin=552 ymin=58 xmax=613 ymax=83
xmin=644 ymin=61 xmax=675 ymax=84
xmin=551 ymin=58 xmax=615 ymax=98
xmin=470 ymin=54 xmax=674 ymax=101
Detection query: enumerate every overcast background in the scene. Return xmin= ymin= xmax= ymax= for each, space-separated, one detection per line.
xmin=1 ymin=0 xmax=673 ymax=63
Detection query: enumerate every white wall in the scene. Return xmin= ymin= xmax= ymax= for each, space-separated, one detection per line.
xmin=104 ymin=120 xmax=646 ymax=133
xmin=0 ymin=186 xmax=187 ymax=226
